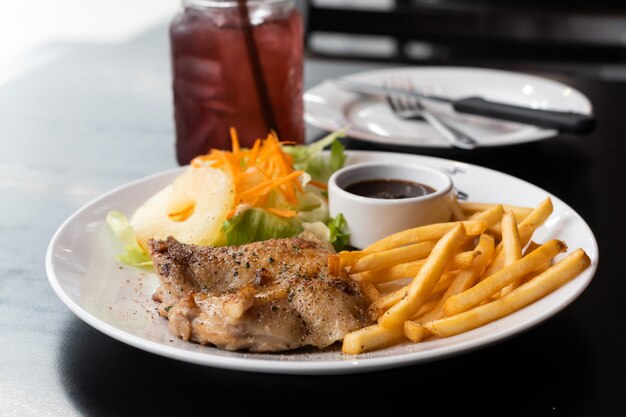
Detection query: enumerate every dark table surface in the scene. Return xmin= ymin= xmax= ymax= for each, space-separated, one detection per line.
xmin=1 ymin=23 xmax=625 ymax=417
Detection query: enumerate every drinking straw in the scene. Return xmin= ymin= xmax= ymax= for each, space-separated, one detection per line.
xmin=236 ymin=0 xmax=280 ymax=138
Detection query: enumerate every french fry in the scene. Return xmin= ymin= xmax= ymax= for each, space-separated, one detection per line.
xmin=499 ymin=212 xmax=524 ymax=296
xmin=462 ymin=206 xmax=504 ymax=251
xmin=502 ymin=211 xmax=523 ymax=266
xmin=359 ymin=281 xmax=380 ymax=302
xmin=469 ymin=199 xmax=551 ymax=249
xmin=450 ymin=251 xmax=479 ymax=270
xmin=415 ymin=296 xmax=441 ymax=318
xmin=524 ymin=241 xmax=541 ymax=255
xmin=405 ymin=234 xmax=496 ymax=341
xmin=338 ymin=250 xmax=368 ymax=269
xmin=404 ymin=321 xmax=428 ymax=342
xmin=468 ymin=205 xmax=505 ymax=228
xmin=354 ymin=250 xmax=477 ymax=284
xmin=365 ymin=220 xmax=487 ymax=252
xmin=518 ymin=241 xmax=553 ymax=284
xmin=482 ymin=222 xmax=535 ymax=278
xmin=367 ymin=271 xmax=457 ymax=319
xmin=353 ymin=260 xmax=424 ymax=283
xmin=327 ymin=254 xmax=341 ymax=276
xmin=430 ymin=270 xmax=459 ymax=297
xmin=485 ymin=223 xmax=503 ymax=241
xmin=444 ymin=239 xmax=567 ymax=316
xmin=418 ymin=234 xmax=495 ymax=323
xmin=460 ymin=202 xmax=534 ymax=221
xmin=486 ymin=206 xmax=534 ymax=242
xmin=518 ymin=197 xmax=553 ymax=230
xmin=424 ymin=249 xmax=591 ymax=338
xmin=342 ymin=324 xmax=406 ymax=354
xmin=378 ymin=224 xmax=467 ymax=329
xmin=368 ymin=286 xmax=407 ymax=319
xmin=521 ymin=263 xmax=552 ymax=285
xmin=349 ymin=241 xmax=435 ymax=274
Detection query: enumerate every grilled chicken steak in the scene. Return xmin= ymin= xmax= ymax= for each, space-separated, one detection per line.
xmin=149 ymin=236 xmax=372 ymax=352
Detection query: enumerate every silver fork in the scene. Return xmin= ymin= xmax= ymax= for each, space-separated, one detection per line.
xmin=385 ymin=79 xmax=478 ymax=150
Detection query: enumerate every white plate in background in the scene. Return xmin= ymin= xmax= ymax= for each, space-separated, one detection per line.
xmin=304 ymin=67 xmax=592 ymax=148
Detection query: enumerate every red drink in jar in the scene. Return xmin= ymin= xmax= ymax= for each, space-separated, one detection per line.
xmin=170 ymin=0 xmax=305 ymax=165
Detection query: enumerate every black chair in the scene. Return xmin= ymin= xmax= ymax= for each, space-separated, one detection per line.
xmin=304 ymin=0 xmax=626 ymax=74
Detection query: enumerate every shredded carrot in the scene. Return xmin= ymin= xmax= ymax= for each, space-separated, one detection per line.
xmin=189 ymin=128 xmax=318 ymax=219
xmin=309 ymin=179 xmax=328 ymax=190
xmin=230 ymin=127 xmax=240 ymax=154
xmin=217 ymin=151 xmax=235 ymax=178
xmin=247 ymin=139 xmax=261 ymax=167
xmin=266 ymin=207 xmax=297 ymax=218
xmin=236 ymin=170 xmax=304 ymax=203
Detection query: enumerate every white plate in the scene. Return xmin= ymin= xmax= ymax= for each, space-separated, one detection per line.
xmin=304 ymin=66 xmax=592 ymax=148
xmin=46 ymin=151 xmax=598 ymax=375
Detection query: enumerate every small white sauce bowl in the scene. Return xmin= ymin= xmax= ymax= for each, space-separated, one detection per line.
xmin=328 ymin=162 xmax=454 ymax=249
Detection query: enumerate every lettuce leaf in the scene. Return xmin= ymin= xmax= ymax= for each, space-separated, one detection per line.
xmin=283 ymin=130 xmax=346 ymax=183
xmin=296 ymin=189 xmax=329 ymax=223
xmin=301 ymin=221 xmax=331 ymax=242
xmin=327 ymin=213 xmax=350 ymax=251
xmin=222 ymin=208 xmax=304 ymax=246
xmin=106 ymin=211 xmax=153 ymax=268
xmin=301 ymin=214 xmax=350 ymax=251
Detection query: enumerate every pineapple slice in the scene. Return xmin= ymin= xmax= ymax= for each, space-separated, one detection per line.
xmin=131 ymin=166 xmax=234 ymax=250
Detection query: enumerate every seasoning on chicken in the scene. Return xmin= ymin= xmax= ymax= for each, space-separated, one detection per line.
xmin=149 ymin=236 xmax=372 ymax=352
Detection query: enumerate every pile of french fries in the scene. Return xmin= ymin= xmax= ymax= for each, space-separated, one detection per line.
xmin=336 ymin=197 xmax=591 ymax=354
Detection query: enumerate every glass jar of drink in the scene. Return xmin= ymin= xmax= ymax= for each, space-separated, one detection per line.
xmin=170 ymin=0 xmax=305 ymax=165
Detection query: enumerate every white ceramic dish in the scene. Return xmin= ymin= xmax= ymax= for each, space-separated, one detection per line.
xmin=46 ymin=151 xmax=598 ymax=375
xmin=304 ymin=67 xmax=592 ymax=148
xmin=328 ymin=161 xmax=454 ymax=249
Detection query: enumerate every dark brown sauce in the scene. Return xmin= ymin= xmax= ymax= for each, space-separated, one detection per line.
xmin=344 ymin=179 xmax=436 ymax=199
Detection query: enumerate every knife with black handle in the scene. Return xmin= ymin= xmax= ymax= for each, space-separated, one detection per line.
xmin=452 ymin=97 xmax=595 ymax=134
xmin=332 ymin=79 xmax=596 ymax=134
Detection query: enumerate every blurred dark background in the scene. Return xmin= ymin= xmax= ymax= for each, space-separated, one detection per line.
xmin=299 ymin=0 xmax=626 ymax=81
